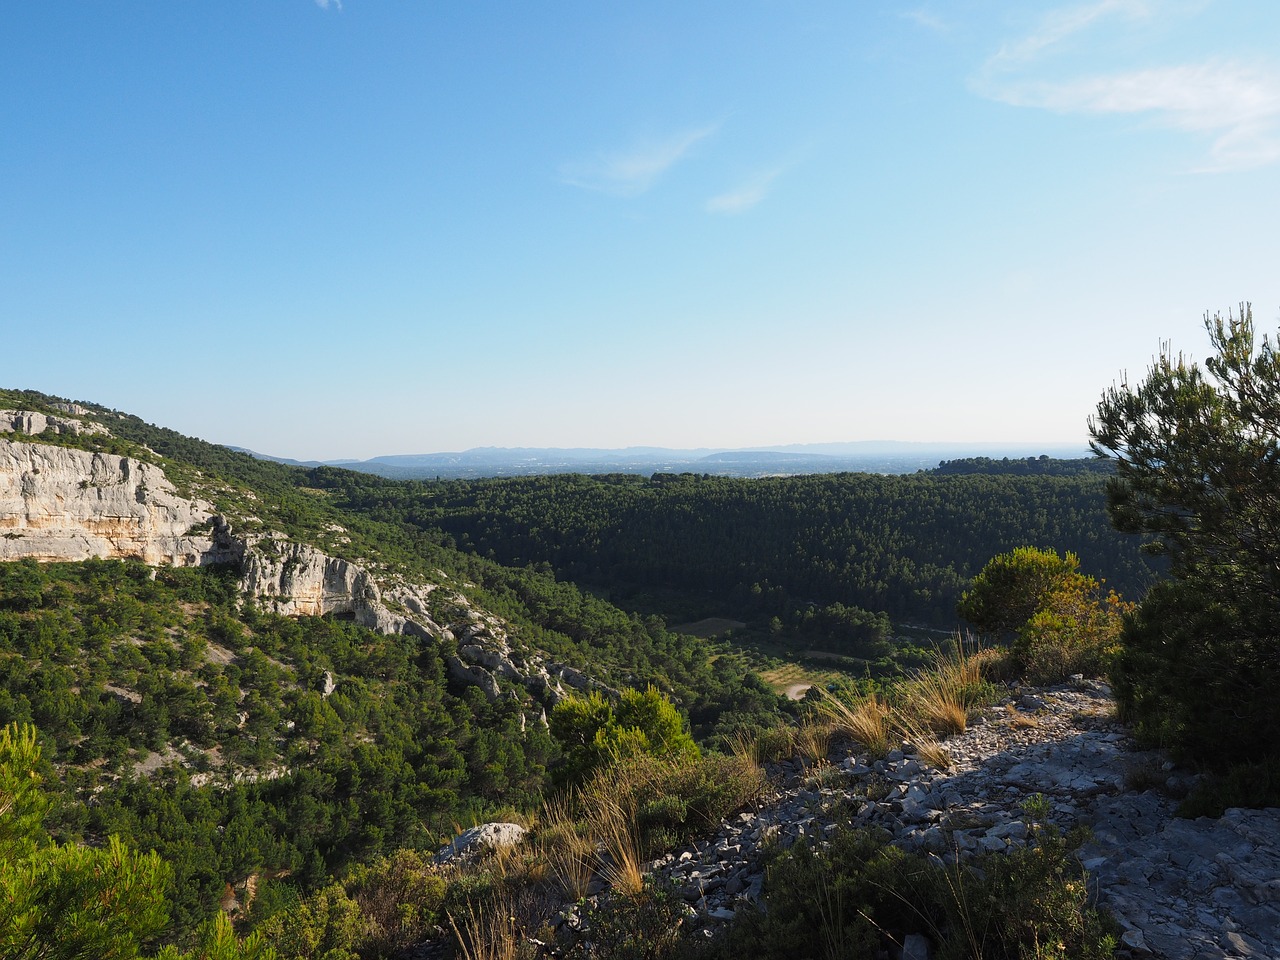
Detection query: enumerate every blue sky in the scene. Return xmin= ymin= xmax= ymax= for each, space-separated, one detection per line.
xmin=4 ymin=1 xmax=1279 ymax=460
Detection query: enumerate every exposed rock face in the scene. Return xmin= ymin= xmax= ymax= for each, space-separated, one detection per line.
xmin=0 ymin=439 xmax=237 ymax=566
xmin=625 ymin=680 xmax=1280 ymax=959
xmin=434 ymin=822 xmax=528 ymax=865
xmin=446 ymin=655 xmax=503 ymax=701
xmin=238 ymin=539 xmax=449 ymax=641
xmin=0 ymin=409 xmax=106 ymax=436
xmin=240 ymin=541 xmax=380 ymax=618
xmin=0 ymin=432 xmax=587 ymax=706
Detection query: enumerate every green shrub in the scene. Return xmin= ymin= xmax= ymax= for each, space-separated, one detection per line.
xmin=579 ymin=750 xmax=764 ymax=858
xmin=558 ymin=878 xmax=690 ymax=960
xmin=550 ymin=686 xmax=699 ymax=786
xmin=1113 ymin=577 xmax=1280 ymax=771
xmin=1091 ymin=307 xmax=1280 ymax=780
xmin=719 ymin=798 xmax=1117 ymax=960
xmin=253 ymin=884 xmax=366 ymax=960
xmin=1178 ymin=756 xmax=1280 ymax=818
xmin=344 ymin=849 xmax=447 ymax=956
xmin=938 ymin=797 xmax=1117 ymax=960
xmin=960 ymin=548 xmax=1130 ymax=684
xmin=0 ymin=722 xmax=273 ymax=960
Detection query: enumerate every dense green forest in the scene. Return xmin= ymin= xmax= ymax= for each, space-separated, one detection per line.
xmin=0 ymin=558 xmax=545 ymax=934
xmin=303 ymin=466 xmax=1158 ymax=636
xmin=0 ymin=390 xmax=787 ymax=947
xmin=0 ymin=554 xmax=782 ymax=941
xmin=0 ymin=389 xmax=781 ymax=736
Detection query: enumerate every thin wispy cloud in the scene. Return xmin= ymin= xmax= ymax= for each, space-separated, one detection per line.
xmin=314 ymin=0 xmax=343 ymax=10
xmin=976 ymin=1 xmax=1280 ymax=170
xmin=902 ymin=9 xmax=949 ymax=33
xmin=997 ymin=62 xmax=1280 ymax=170
xmin=986 ymin=0 xmax=1149 ymax=69
xmin=560 ymin=125 xmax=719 ymax=196
xmin=706 ymin=168 xmax=783 ymax=214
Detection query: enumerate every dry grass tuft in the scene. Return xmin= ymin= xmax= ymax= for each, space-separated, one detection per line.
xmin=913 ymin=735 xmax=954 ymax=771
xmin=728 ymin=729 xmax=767 ymax=778
xmin=795 ymin=718 xmax=834 ymax=765
xmin=448 ymin=897 xmax=521 ymax=960
xmin=1003 ymin=703 xmax=1041 ymax=729
xmin=901 ymin=636 xmax=999 ymax=737
xmin=817 ymin=689 xmax=892 ymax=758
xmin=536 ymin=793 xmax=596 ymax=900
xmin=591 ymin=795 xmax=645 ymax=898
xmin=448 ymin=882 xmax=559 ymax=960
xmin=911 ymin=727 xmax=952 ymax=773
xmin=896 ymin=713 xmax=954 ymax=770
xmin=752 ymin=724 xmax=798 ymax=764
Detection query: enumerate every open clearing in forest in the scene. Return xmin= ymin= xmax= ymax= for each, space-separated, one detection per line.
xmin=671 ymin=617 xmax=746 ymax=638
xmin=758 ymin=660 xmax=847 ymax=698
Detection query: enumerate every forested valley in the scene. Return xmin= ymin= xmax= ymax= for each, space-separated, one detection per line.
xmin=308 ymin=463 xmax=1158 ymax=661
xmin=0 ymin=388 xmax=1181 ymax=960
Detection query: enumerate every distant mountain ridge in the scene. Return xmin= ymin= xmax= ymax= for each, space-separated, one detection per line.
xmin=231 ymin=441 xmax=1092 ymax=480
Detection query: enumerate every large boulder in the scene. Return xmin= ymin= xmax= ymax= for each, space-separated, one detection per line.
xmin=434 ymin=822 xmax=527 ymax=865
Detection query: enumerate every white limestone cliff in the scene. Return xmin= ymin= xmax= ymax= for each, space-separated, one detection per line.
xmin=238 ymin=538 xmax=446 ymax=641
xmin=0 ymin=426 xmax=577 ymax=704
xmin=0 ymin=439 xmax=235 ymax=565
xmin=0 ymin=409 xmax=107 ymax=437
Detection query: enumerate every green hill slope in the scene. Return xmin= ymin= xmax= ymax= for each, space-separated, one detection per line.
xmin=0 ymin=389 xmax=780 ymax=941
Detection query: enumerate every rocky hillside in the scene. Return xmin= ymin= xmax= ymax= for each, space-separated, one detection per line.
xmin=0 ymin=390 xmax=783 ymax=944
xmin=635 ymin=679 xmax=1280 ymax=959
xmin=0 ymin=403 xmax=611 ymax=708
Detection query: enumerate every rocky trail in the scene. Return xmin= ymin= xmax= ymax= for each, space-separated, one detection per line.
xmin=639 ymin=679 xmax=1280 ymax=959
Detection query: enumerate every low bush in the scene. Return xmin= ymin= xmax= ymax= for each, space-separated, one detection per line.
xmin=717 ymin=796 xmax=1117 ymax=960
xmin=577 ymin=750 xmax=765 ymax=859
xmin=557 ymin=878 xmax=692 ymax=960
xmin=1178 ymin=756 xmax=1280 ymax=819
xmin=960 ymin=548 xmax=1131 ymax=685
xmin=345 ymin=850 xmax=448 ymax=957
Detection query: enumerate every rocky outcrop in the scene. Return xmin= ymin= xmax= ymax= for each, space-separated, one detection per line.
xmin=238 ymin=539 xmax=585 ymax=703
xmin=0 ymin=431 xmax=592 ymax=705
xmin=0 ymin=439 xmax=238 ymax=566
xmin=624 ymin=681 xmax=1280 ymax=959
xmin=446 ymin=655 xmax=503 ymax=701
xmin=435 ymin=823 xmax=528 ymax=865
xmin=238 ymin=538 xmax=456 ymax=642
xmin=240 ymin=540 xmax=380 ymax=618
xmin=0 ymin=409 xmax=106 ymax=436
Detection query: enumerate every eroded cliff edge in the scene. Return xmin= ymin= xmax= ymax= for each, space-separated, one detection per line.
xmin=0 ymin=415 xmax=591 ymax=705
xmin=0 ymin=438 xmax=238 ymax=565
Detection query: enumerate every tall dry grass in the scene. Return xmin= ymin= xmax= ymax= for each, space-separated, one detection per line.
xmin=807 ymin=637 xmax=1000 ymax=768
xmin=535 ymin=792 xmax=595 ymax=900
xmin=900 ymin=636 xmax=997 ymax=737
xmin=795 ymin=718 xmax=834 ymax=765
xmin=816 ymin=688 xmax=893 ymax=758
xmin=448 ymin=898 xmax=521 ymax=960
xmin=447 ymin=881 xmax=560 ymax=960
xmin=590 ymin=794 xmax=645 ymax=898
xmin=896 ymin=716 xmax=953 ymax=770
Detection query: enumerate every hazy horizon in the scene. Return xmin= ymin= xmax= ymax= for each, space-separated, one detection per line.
xmin=235 ymin=437 xmax=1085 ymax=463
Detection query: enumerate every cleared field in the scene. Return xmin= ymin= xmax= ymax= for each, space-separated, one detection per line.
xmin=758 ymin=661 xmax=846 ymax=699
